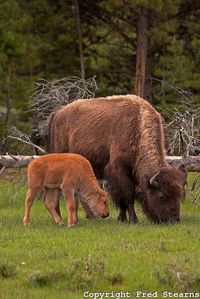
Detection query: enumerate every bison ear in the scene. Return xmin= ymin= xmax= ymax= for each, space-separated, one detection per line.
xmin=149 ymin=171 xmax=160 ymax=188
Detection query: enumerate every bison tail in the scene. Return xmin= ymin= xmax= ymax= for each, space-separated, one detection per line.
xmin=44 ymin=111 xmax=56 ymax=153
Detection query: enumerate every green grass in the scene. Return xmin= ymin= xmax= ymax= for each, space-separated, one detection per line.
xmin=0 ymin=173 xmax=200 ymax=299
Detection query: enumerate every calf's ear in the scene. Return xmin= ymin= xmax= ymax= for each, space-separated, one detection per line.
xmin=94 ymin=187 xmax=101 ymax=196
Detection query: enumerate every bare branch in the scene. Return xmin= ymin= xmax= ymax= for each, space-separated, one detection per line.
xmin=29 ymin=76 xmax=97 ymax=133
xmin=148 ymin=79 xmax=200 ymax=157
xmin=7 ymin=126 xmax=45 ymax=154
xmin=165 ymin=104 xmax=200 ymax=156
xmin=0 ymin=165 xmax=6 ymax=174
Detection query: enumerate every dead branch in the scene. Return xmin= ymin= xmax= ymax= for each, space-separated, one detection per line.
xmin=165 ymin=105 xmax=200 ymax=156
xmin=166 ymin=156 xmax=200 ymax=172
xmin=7 ymin=126 xmax=45 ymax=154
xmin=148 ymin=76 xmax=195 ymax=103
xmin=29 ymin=76 xmax=97 ymax=133
xmin=191 ymin=174 xmax=200 ymax=192
xmin=0 ymin=166 xmax=6 ymax=174
xmin=147 ymin=78 xmax=200 ymax=156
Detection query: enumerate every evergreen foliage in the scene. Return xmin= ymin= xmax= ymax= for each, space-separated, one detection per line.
xmin=0 ymin=0 xmax=199 ymax=153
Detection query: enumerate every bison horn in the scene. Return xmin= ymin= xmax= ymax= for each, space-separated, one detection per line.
xmin=150 ymin=171 xmax=160 ymax=187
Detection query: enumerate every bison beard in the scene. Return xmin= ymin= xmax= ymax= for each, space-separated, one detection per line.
xmin=45 ymin=95 xmax=186 ymax=224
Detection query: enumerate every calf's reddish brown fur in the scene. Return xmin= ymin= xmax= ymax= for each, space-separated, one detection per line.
xmin=46 ymin=95 xmax=186 ymax=224
xmin=23 ymin=153 xmax=109 ymax=227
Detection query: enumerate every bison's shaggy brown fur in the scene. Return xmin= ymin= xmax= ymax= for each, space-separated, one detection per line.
xmin=45 ymin=95 xmax=186 ymax=224
xmin=23 ymin=153 xmax=109 ymax=227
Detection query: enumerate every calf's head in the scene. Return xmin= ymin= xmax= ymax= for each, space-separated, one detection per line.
xmin=142 ymin=167 xmax=186 ymax=224
xmin=88 ymin=188 xmax=109 ymax=219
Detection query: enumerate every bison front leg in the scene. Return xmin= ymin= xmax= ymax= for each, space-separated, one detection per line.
xmin=117 ymin=202 xmax=128 ymax=223
xmin=104 ymin=163 xmax=138 ymax=224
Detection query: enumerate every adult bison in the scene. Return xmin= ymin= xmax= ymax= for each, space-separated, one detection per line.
xmin=45 ymin=95 xmax=186 ymax=224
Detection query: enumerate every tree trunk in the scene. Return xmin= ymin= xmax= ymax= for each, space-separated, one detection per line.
xmin=134 ymin=6 xmax=148 ymax=98
xmin=5 ymin=60 xmax=12 ymax=125
xmin=74 ymin=0 xmax=85 ymax=78
xmin=2 ymin=60 xmax=12 ymax=153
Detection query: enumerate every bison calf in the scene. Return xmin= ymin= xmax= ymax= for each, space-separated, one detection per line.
xmin=23 ymin=153 xmax=109 ymax=227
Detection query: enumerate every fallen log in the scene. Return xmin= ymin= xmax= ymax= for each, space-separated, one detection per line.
xmin=166 ymin=156 xmax=200 ymax=172
xmin=0 ymin=155 xmax=200 ymax=172
xmin=0 ymin=155 xmax=37 ymax=169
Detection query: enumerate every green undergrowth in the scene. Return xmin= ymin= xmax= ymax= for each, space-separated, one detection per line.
xmin=0 ymin=172 xmax=199 ymax=299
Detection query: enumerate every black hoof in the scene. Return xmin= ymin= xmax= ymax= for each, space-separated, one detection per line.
xmin=117 ymin=213 xmax=128 ymax=223
xmin=128 ymin=217 xmax=138 ymax=225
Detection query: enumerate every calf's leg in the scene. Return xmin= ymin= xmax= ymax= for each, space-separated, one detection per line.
xmin=44 ymin=188 xmax=64 ymax=225
xmin=79 ymin=195 xmax=96 ymax=219
xmin=23 ymin=188 xmax=39 ymax=225
xmin=53 ymin=189 xmax=62 ymax=218
xmin=62 ymin=188 xmax=78 ymax=228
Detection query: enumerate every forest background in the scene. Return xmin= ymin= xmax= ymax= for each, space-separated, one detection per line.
xmin=0 ymin=0 xmax=199 ymax=154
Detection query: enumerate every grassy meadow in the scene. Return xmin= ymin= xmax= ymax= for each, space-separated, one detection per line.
xmin=0 ymin=170 xmax=200 ymax=299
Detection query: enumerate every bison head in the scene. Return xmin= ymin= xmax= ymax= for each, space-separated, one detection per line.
xmin=140 ymin=167 xmax=186 ymax=224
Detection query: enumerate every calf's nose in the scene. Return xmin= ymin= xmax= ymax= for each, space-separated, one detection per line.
xmin=102 ymin=212 xmax=109 ymax=218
